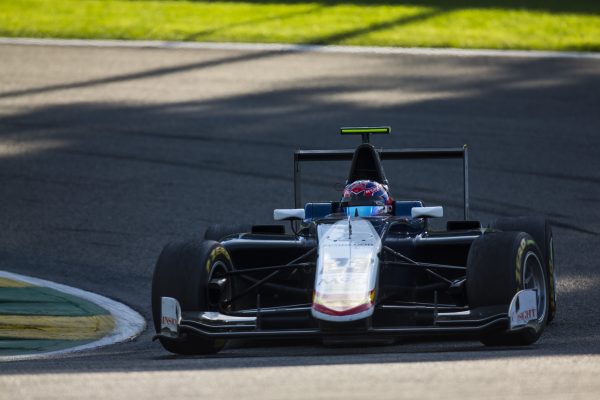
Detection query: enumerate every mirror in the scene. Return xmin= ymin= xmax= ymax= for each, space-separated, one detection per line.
xmin=411 ymin=206 xmax=443 ymax=218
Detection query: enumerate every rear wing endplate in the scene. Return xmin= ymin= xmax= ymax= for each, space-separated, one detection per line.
xmin=293 ymin=146 xmax=470 ymax=220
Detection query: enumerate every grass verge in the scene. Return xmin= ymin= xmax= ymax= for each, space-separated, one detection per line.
xmin=1 ymin=0 xmax=600 ymax=51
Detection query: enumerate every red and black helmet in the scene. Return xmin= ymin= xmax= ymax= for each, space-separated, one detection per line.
xmin=341 ymin=180 xmax=392 ymax=217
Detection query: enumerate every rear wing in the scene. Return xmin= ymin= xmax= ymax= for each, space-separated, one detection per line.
xmin=340 ymin=126 xmax=391 ymax=144
xmin=293 ymin=145 xmax=470 ymax=220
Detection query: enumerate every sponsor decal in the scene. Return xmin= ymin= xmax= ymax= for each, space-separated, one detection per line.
xmin=548 ymin=237 xmax=556 ymax=311
xmin=161 ymin=316 xmax=178 ymax=327
xmin=160 ymin=297 xmax=181 ymax=336
xmin=515 ymin=238 xmax=526 ymax=286
xmin=509 ymin=289 xmax=538 ymax=329
xmin=206 ymin=246 xmax=231 ymax=272
xmin=323 ymin=242 xmax=374 ymax=247
xmin=515 ymin=308 xmax=537 ymax=323
xmin=210 ymin=246 xmax=231 ymax=262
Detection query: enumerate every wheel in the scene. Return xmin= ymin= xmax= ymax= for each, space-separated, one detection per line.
xmin=467 ymin=232 xmax=549 ymax=346
xmin=204 ymin=224 xmax=251 ymax=241
xmin=151 ymin=240 xmax=232 ymax=355
xmin=491 ymin=217 xmax=556 ymax=323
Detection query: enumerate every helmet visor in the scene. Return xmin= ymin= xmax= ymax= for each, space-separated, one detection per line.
xmin=345 ymin=206 xmax=386 ymax=217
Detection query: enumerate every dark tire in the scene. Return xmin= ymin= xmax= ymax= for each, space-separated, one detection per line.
xmin=151 ymin=240 xmax=232 ymax=355
xmin=491 ymin=217 xmax=556 ymax=323
xmin=467 ymin=232 xmax=549 ymax=346
xmin=204 ymin=224 xmax=251 ymax=241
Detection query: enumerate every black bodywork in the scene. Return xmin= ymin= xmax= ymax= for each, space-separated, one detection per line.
xmin=168 ymin=137 xmax=516 ymax=341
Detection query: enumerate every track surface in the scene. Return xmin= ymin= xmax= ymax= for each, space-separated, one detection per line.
xmin=0 ymin=43 xmax=599 ymax=398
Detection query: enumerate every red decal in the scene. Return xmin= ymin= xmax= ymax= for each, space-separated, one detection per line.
xmin=517 ymin=308 xmax=536 ymax=321
xmin=161 ymin=316 xmax=178 ymax=326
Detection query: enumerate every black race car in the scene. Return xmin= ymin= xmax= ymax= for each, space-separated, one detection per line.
xmin=152 ymin=127 xmax=557 ymax=354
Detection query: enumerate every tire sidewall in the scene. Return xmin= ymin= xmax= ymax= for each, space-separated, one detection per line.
xmin=514 ymin=235 xmax=549 ymax=327
xmin=151 ymin=240 xmax=233 ymax=354
xmin=491 ymin=217 xmax=556 ymax=323
xmin=467 ymin=231 xmax=549 ymax=345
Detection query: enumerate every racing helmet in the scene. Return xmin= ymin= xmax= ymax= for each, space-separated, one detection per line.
xmin=341 ymin=180 xmax=392 ymax=217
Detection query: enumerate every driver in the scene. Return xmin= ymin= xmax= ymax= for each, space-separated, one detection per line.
xmin=341 ymin=180 xmax=393 ymax=217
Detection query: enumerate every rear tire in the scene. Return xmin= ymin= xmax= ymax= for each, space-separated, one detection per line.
xmin=204 ymin=224 xmax=251 ymax=241
xmin=491 ymin=217 xmax=556 ymax=323
xmin=151 ymin=240 xmax=232 ymax=355
xmin=467 ymin=232 xmax=549 ymax=346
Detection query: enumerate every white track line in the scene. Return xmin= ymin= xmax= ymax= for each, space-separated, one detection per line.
xmin=0 ymin=270 xmax=146 ymax=362
xmin=1 ymin=37 xmax=600 ymax=60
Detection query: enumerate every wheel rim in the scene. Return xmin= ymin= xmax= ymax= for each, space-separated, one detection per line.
xmin=207 ymin=260 xmax=230 ymax=310
xmin=523 ymin=251 xmax=547 ymax=322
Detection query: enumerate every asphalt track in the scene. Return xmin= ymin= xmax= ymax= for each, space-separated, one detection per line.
xmin=0 ymin=42 xmax=599 ymax=399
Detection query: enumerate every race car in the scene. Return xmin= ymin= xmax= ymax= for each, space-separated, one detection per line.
xmin=151 ymin=127 xmax=557 ymax=355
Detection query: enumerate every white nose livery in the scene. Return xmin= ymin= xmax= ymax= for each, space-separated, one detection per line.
xmin=312 ymin=218 xmax=382 ymax=322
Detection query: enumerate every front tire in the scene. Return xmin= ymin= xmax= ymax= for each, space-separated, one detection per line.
xmin=151 ymin=240 xmax=232 ymax=355
xmin=467 ymin=232 xmax=549 ymax=346
xmin=491 ymin=217 xmax=556 ymax=323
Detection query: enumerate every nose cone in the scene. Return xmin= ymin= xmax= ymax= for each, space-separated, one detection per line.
xmin=313 ymin=219 xmax=381 ymax=322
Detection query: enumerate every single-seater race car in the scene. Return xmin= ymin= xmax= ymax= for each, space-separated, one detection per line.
xmin=152 ymin=127 xmax=557 ymax=354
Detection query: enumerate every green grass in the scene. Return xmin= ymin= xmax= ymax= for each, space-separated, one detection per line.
xmin=1 ymin=1 xmax=600 ymax=51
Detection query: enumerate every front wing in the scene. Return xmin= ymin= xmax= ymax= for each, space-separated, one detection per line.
xmin=154 ymin=290 xmax=540 ymax=342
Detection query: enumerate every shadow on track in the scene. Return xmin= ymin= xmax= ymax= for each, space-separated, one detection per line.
xmin=1 ymin=45 xmax=600 ymax=373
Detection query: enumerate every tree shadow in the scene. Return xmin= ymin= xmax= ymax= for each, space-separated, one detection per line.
xmin=93 ymin=0 xmax=600 ymax=49
xmin=181 ymin=4 xmax=326 ymax=41
xmin=308 ymin=8 xmax=444 ymax=45
xmin=138 ymin=0 xmax=600 ymax=15
xmin=0 ymin=50 xmax=284 ymax=100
